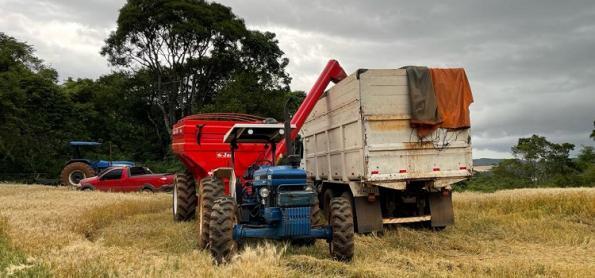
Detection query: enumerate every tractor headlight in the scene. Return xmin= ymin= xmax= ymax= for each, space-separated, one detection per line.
xmin=259 ymin=187 xmax=270 ymax=198
xmin=305 ymin=184 xmax=314 ymax=191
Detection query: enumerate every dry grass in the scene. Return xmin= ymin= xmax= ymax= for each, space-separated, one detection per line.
xmin=1 ymin=184 xmax=594 ymax=277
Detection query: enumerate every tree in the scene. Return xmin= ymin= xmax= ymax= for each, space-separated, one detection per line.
xmin=511 ymin=135 xmax=576 ymax=184
xmin=576 ymin=146 xmax=595 ymax=170
xmin=591 ymin=121 xmax=594 ymax=140
xmin=200 ymin=71 xmax=303 ymax=120
xmin=101 ymin=0 xmax=291 ymax=136
xmin=0 ymin=33 xmax=84 ymax=175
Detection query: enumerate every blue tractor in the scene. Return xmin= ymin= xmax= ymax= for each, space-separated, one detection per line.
xmin=60 ymin=141 xmax=135 ymax=186
xmin=203 ymin=124 xmax=354 ymax=263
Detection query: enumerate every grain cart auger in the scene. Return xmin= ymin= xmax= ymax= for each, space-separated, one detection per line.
xmin=171 ymin=60 xmax=352 ymax=263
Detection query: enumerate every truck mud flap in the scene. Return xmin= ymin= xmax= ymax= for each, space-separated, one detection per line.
xmin=429 ymin=192 xmax=454 ymax=227
xmin=353 ymin=197 xmax=383 ymax=233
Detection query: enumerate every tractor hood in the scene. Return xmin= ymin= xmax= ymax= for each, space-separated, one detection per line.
xmin=94 ymin=160 xmax=135 ymax=168
xmin=253 ymin=166 xmax=306 ymax=187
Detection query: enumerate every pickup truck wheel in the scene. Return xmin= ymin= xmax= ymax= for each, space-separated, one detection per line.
xmin=173 ymin=172 xmax=197 ymax=222
xmin=209 ymin=197 xmax=237 ymax=264
xmin=329 ymin=197 xmax=354 ymax=261
xmin=198 ymin=176 xmax=224 ymax=249
xmin=60 ymin=162 xmax=95 ymax=186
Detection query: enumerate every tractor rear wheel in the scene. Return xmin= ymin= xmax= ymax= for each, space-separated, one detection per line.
xmin=329 ymin=197 xmax=354 ymax=261
xmin=172 ymin=172 xmax=197 ymax=222
xmin=322 ymin=188 xmax=334 ymax=220
xmin=198 ymin=176 xmax=224 ymax=249
xmin=209 ymin=197 xmax=237 ymax=264
xmin=60 ymin=162 xmax=95 ymax=186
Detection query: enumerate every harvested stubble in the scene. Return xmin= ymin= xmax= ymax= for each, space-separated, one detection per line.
xmin=0 ymin=184 xmax=593 ymax=277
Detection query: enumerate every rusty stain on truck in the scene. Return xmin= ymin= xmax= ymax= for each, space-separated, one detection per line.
xmin=368 ymin=119 xmax=409 ymax=131
xmin=403 ymin=141 xmax=435 ymax=149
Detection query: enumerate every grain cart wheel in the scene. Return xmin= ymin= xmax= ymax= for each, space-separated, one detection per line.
xmin=209 ymin=197 xmax=237 ymax=264
xmin=173 ymin=172 xmax=197 ymax=222
xmin=198 ymin=176 xmax=224 ymax=249
xmin=329 ymin=197 xmax=354 ymax=261
xmin=60 ymin=162 xmax=95 ymax=186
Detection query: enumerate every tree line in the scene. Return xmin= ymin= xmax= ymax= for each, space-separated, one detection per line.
xmin=458 ymin=133 xmax=595 ymax=192
xmin=0 ymin=0 xmax=303 ymax=179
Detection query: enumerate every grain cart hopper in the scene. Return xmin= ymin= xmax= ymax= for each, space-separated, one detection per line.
xmin=171 ymin=60 xmax=351 ymax=263
xmin=301 ymin=68 xmax=473 ymax=233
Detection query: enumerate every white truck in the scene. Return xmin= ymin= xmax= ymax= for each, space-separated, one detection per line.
xmin=301 ymin=69 xmax=473 ymax=233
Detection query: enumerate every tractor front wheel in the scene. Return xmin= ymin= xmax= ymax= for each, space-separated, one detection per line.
xmin=60 ymin=162 xmax=95 ymax=186
xmin=209 ymin=197 xmax=237 ymax=264
xmin=173 ymin=172 xmax=197 ymax=222
xmin=329 ymin=197 xmax=354 ymax=261
xmin=198 ymin=176 xmax=224 ymax=249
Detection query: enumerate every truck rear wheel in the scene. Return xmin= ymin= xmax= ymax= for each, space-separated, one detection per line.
xmin=173 ymin=172 xmax=197 ymax=222
xmin=60 ymin=162 xmax=95 ymax=186
xmin=329 ymin=197 xmax=354 ymax=261
xmin=198 ymin=176 xmax=224 ymax=249
xmin=209 ymin=197 xmax=237 ymax=264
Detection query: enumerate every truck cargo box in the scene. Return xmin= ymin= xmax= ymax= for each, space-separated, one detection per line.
xmin=301 ymin=69 xmax=472 ymax=192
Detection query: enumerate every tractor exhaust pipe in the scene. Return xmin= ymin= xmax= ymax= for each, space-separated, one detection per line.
xmin=284 ymin=98 xmax=293 ymax=158
xmin=283 ymin=98 xmax=300 ymax=167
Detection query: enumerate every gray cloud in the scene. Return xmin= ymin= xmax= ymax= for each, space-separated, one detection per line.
xmin=1 ymin=0 xmax=593 ymax=158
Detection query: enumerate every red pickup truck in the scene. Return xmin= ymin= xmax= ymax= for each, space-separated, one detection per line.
xmin=78 ymin=166 xmax=174 ymax=193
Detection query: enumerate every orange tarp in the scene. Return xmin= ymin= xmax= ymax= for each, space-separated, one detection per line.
xmin=430 ymin=68 xmax=473 ymax=130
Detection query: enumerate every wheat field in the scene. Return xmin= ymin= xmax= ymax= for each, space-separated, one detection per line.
xmin=0 ymin=184 xmax=593 ymax=277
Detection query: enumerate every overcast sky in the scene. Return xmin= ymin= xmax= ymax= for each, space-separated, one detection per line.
xmin=1 ymin=0 xmax=594 ymax=158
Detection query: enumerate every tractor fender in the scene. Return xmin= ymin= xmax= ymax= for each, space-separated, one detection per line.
xmin=64 ymin=159 xmax=92 ymax=166
xmin=210 ymin=167 xmax=236 ymax=198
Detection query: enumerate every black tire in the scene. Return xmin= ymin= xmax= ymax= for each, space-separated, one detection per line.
xmin=60 ymin=162 xmax=95 ymax=186
xmin=198 ymin=176 xmax=224 ymax=249
xmin=329 ymin=197 xmax=354 ymax=261
xmin=291 ymin=196 xmax=325 ymax=246
xmin=209 ymin=197 xmax=237 ymax=264
xmin=173 ymin=172 xmax=197 ymax=222
xmin=311 ymin=196 xmax=325 ymax=226
xmin=322 ymin=188 xmax=334 ymax=220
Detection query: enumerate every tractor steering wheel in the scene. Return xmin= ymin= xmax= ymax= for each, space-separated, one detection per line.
xmin=254 ymin=159 xmax=274 ymax=167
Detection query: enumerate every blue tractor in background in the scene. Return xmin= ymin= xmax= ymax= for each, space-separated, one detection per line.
xmin=60 ymin=141 xmax=135 ymax=186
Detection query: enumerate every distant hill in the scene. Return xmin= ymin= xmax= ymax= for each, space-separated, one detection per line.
xmin=473 ymin=158 xmax=504 ymax=166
